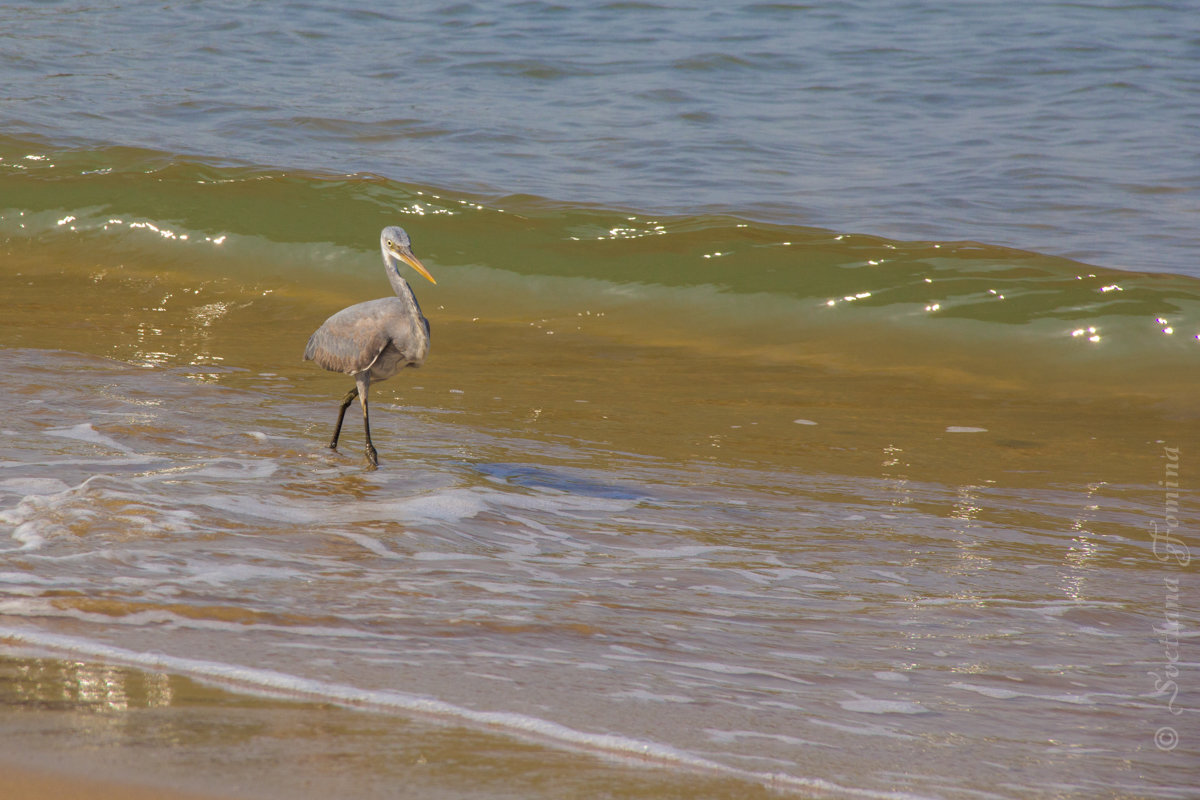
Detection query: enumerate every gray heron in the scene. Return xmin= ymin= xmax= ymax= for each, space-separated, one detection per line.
xmin=304 ymin=226 xmax=436 ymax=467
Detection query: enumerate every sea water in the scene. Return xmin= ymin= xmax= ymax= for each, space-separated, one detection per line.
xmin=1 ymin=2 xmax=1197 ymax=798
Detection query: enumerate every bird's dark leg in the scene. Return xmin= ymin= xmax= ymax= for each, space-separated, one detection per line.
xmin=355 ymin=374 xmax=377 ymax=468
xmin=329 ymin=387 xmax=358 ymax=450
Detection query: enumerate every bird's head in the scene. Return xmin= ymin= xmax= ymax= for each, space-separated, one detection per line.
xmin=380 ymin=226 xmax=436 ymax=284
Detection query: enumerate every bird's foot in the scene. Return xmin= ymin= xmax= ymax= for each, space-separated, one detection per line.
xmin=365 ymin=445 xmax=378 ymax=468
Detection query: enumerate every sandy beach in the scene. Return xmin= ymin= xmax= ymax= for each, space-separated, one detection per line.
xmin=2 ymin=763 xmax=226 ymax=800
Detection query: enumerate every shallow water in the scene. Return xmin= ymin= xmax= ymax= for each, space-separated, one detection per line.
xmin=0 ymin=654 xmax=783 ymax=800
xmin=0 ymin=341 xmax=1193 ymax=798
xmin=2 ymin=2 xmax=1199 ymax=798
xmin=1 ymin=242 xmax=1196 ymax=797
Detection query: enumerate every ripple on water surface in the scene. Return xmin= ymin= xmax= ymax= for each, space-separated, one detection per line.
xmin=1 ymin=347 xmax=1194 ymax=798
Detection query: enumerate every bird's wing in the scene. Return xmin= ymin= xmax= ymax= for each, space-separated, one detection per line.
xmin=304 ymin=298 xmax=401 ymax=375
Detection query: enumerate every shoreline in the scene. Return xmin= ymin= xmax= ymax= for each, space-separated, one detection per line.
xmin=0 ymin=652 xmax=782 ymax=800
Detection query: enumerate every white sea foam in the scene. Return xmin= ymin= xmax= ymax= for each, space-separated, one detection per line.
xmin=0 ymin=471 xmax=202 ymax=554
xmin=0 ymin=477 xmax=71 ymax=495
xmin=869 ymin=570 xmax=908 ymax=582
xmin=501 ymin=491 xmax=635 ymax=513
xmin=182 ymin=458 xmax=279 ymax=479
xmin=624 ymin=544 xmax=750 ymax=559
xmin=181 ymin=563 xmax=302 ymax=587
xmin=0 ymin=486 xmax=74 ymax=551
xmin=807 ymin=718 xmax=919 ymax=740
xmin=838 ymin=696 xmax=930 ymax=715
xmin=334 ymin=531 xmax=406 ymax=558
xmin=409 ymin=550 xmax=485 ymax=561
xmin=948 ymin=682 xmax=1094 ymax=705
xmin=873 ymin=672 xmax=911 ymax=682
xmin=705 ymin=728 xmax=831 ymax=749
xmin=949 ymin=682 xmax=1022 ymax=700
xmin=767 ymin=650 xmax=829 ymax=663
xmin=675 ymin=661 xmax=814 ymax=685
xmin=0 ymin=571 xmax=58 ymax=585
xmin=7 ymin=524 xmax=46 ymax=551
xmin=0 ymin=601 xmax=405 ymax=643
xmin=0 ymin=455 xmax=164 ymax=470
xmin=195 ymin=493 xmax=320 ymax=523
xmin=387 ymin=489 xmax=489 ymax=523
xmin=610 ymin=688 xmax=695 ymax=704
xmin=45 ymin=422 xmax=136 ymax=453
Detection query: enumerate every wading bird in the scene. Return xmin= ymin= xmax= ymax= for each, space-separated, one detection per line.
xmin=304 ymin=226 xmax=436 ymax=467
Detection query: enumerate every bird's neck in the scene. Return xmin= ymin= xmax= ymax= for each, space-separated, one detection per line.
xmin=384 ymin=253 xmax=426 ymax=319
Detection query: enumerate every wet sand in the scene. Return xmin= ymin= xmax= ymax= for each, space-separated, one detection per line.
xmin=2 ymin=763 xmax=226 ymax=800
xmin=0 ymin=653 xmax=782 ymax=800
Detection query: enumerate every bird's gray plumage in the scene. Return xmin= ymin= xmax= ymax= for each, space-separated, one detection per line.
xmin=303 ymin=226 xmax=436 ymax=467
xmin=304 ymin=297 xmax=429 ymax=376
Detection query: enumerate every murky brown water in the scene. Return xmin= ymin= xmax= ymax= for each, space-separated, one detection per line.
xmin=3 ymin=232 xmax=1195 ymax=799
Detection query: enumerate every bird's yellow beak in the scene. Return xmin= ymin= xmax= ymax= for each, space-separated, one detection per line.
xmin=394 ymin=245 xmax=437 ymax=285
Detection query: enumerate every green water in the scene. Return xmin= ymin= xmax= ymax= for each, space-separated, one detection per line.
xmin=6 ymin=135 xmax=1197 ymax=383
xmin=2 ymin=65 xmax=1197 ymax=800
